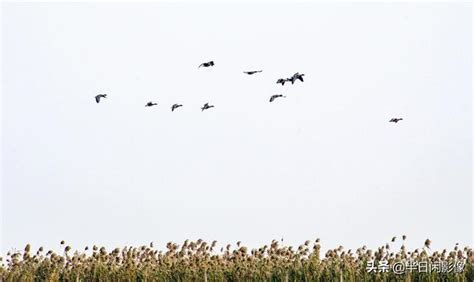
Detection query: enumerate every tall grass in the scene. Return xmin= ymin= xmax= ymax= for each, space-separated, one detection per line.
xmin=1 ymin=237 xmax=472 ymax=281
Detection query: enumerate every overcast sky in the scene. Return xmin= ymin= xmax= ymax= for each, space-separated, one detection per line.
xmin=1 ymin=2 xmax=472 ymax=254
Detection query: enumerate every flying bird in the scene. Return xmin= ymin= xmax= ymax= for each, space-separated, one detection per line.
xmin=289 ymin=72 xmax=305 ymax=84
xmin=95 ymin=94 xmax=107 ymax=103
xmin=424 ymin=239 xmax=432 ymax=249
xmin=198 ymin=61 xmax=214 ymax=68
xmin=243 ymin=70 xmax=262 ymax=75
xmin=269 ymin=94 xmax=286 ymax=102
xmin=276 ymin=78 xmax=289 ymax=86
xmin=145 ymin=101 xmax=158 ymax=107
xmin=171 ymin=104 xmax=183 ymax=112
xmin=389 ymin=118 xmax=403 ymax=123
xmin=201 ymin=103 xmax=214 ymax=111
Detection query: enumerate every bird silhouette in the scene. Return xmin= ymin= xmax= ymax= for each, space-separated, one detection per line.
xmin=276 ymin=78 xmax=289 ymax=86
xmin=424 ymin=239 xmax=431 ymax=249
xmin=389 ymin=118 xmax=403 ymax=123
xmin=171 ymin=104 xmax=183 ymax=112
xmin=198 ymin=61 xmax=214 ymax=68
xmin=201 ymin=103 xmax=214 ymax=111
xmin=243 ymin=70 xmax=262 ymax=75
xmin=145 ymin=102 xmax=158 ymax=107
xmin=269 ymin=94 xmax=286 ymax=102
xmin=95 ymin=94 xmax=107 ymax=103
xmin=289 ymin=72 xmax=305 ymax=84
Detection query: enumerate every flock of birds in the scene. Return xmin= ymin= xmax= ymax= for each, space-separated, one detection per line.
xmin=94 ymin=60 xmax=403 ymax=123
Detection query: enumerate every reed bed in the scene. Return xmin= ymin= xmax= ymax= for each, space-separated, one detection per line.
xmin=1 ymin=237 xmax=472 ymax=281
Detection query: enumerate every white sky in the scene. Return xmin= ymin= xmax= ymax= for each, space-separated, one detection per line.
xmin=1 ymin=2 xmax=472 ymax=254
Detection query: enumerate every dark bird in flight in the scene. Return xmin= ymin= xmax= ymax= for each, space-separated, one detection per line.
xmin=289 ymin=72 xmax=305 ymax=84
xmin=424 ymin=239 xmax=431 ymax=249
xmin=276 ymin=78 xmax=289 ymax=86
xmin=145 ymin=101 xmax=158 ymax=107
xmin=389 ymin=118 xmax=403 ymax=123
xmin=201 ymin=103 xmax=214 ymax=111
xmin=95 ymin=94 xmax=107 ymax=103
xmin=171 ymin=104 xmax=183 ymax=112
xmin=269 ymin=94 xmax=286 ymax=102
xmin=198 ymin=61 xmax=214 ymax=68
xmin=243 ymin=70 xmax=262 ymax=75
